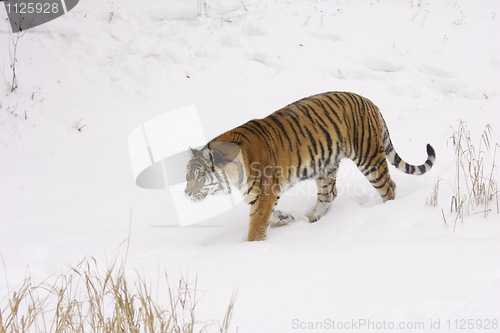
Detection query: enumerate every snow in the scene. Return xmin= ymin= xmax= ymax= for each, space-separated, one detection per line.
xmin=1 ymin=0 xmax=499 ymax=332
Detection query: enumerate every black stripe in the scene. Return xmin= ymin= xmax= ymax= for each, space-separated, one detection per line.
xmin=426 ymin=144 xmax=435 ymax=158
xmin=287 ymin=109 xmax=307 ymax=139
xmin=382 ymin=184 xmax=392 ymax=198
xmin=247 ymin=120 xmax=277 ymax=167
xmin=318 ymin=185 xmax=335 ymax=196
xmin=369 ymin=167 xmax=389 ymax=184
xmin=308 ymin=146 xmax=315 ymax=173
xmin=318 ymin=140 xmax=326 ymax=167
xmin=304 ymin=126 xmax=318 ymax=156
xmin=306 ymin=101 xmax=329 ymax=128
xmin=358 ymin=145 xmax=379 ymax=169
xmin=244 ymin=174 xmax=259 ymax=196
xmin=302 ymin=167 xmax=308 ymax=179
xmin=269 ymin=114 xmax=293 ymax=151
xmin=320 ymin=96 xmax=344 ymax=161
xmin=405 ymin=162 xmax=412 ymax=174
xmin=340 ymin=93 xmax=360 ymax=160
xmin=296 ymin=143 xmax=302 ymax=179
xmin=239 ymin=123 xmax=261 ymax=139
xmin=394 ymin=154 xmax=401 ymax=168
xmin=354 ymin=95 xmax=370 ymax=161
xmin=327 ymin=167 xmax=338 ymax=177
xmin=360 ymin=100 xmax=377 ymax=168
xmin=309 ymin=108 xmax=333 ymax=165
xmin=322 ymin=181 xmax=334 ymax=188
xmin=263 ymin=118 xmax=286 ymax=150
xmin=344 ymin=103 xmax=354 ymax=159
xmin=297 ymin=103 xmax=317 ymax=125
xmin=279 ymin=115 xmax=302 ymax=147
xmin=232 ymin=131 xmax=251 ymax=143
xmin=362 ymin=158 xmax=384 ymax=176
xmin=248 ymin=120 xmax=274 ymax=144
xmin=323 ymin=95 xmax=344 ymax=124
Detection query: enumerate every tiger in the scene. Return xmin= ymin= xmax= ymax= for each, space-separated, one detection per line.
xmin=185 ymin=91 xmax=436 ymax=241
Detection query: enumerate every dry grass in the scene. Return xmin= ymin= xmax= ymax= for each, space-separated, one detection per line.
xmin=0 ymin=257 xmax=236 ymax=333
xmin=426 ymin=177 xmax=441 ymax=207
xmin=449 ymin=120 xmax=499 ymax=228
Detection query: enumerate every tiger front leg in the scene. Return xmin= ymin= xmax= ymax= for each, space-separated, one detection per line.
xmin=247 ymin=194 xmax=278 ymax=241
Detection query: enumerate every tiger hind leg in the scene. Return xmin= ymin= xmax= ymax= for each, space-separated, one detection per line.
xmin=270 ymin=210 xmax=295 ymax=226
xmin=307 ymin=165 xmax=339 ymax=223
xmin=359 ymin=158 xmax=396 ymax=202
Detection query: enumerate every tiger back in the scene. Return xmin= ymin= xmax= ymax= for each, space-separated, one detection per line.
xmin=185 ymin=91 xmax=436 ymax=241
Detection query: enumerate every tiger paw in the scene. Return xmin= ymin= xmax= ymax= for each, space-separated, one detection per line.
xmin=306 ymin=213 xmax=321 ymax=223
xmin=270 ymin=210 xmax=295 ymax=226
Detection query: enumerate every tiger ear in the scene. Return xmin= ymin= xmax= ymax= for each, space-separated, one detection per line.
xmin=202 ymin=148 xmax=213 ymax=161
xmin=207 ymin=142 xmax=239 ymax=166
xmin=188 ymin=147 xmax=197 ymax=157
xmin=202 ymin=143 xmax=224 ymax=165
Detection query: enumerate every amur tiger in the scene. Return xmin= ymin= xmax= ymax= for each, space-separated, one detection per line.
xmin=185 ymin=91 xmax=435 ymax=241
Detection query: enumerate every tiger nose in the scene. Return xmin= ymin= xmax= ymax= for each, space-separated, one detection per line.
xmin=185 ymin=189 xmax=192 ymax=197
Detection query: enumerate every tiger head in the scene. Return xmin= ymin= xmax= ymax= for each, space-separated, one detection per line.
xmin=185 ymin=146 xmax=230 ymax=201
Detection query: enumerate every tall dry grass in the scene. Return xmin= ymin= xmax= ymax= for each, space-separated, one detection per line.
xmin=0 ymin=257 xmax=236 ymax=333
xmin=447 ymin=120 xmax=499 ymax=228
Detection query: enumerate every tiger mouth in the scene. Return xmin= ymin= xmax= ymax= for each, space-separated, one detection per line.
xmin=186 ymin=191 xmax=208 ymax=201
xmin=185 ymin=182 xmax=227 ymax=202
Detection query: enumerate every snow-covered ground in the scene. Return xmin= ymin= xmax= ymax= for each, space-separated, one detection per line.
xmin=1 ymin=0 xmax=499 ymax=332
